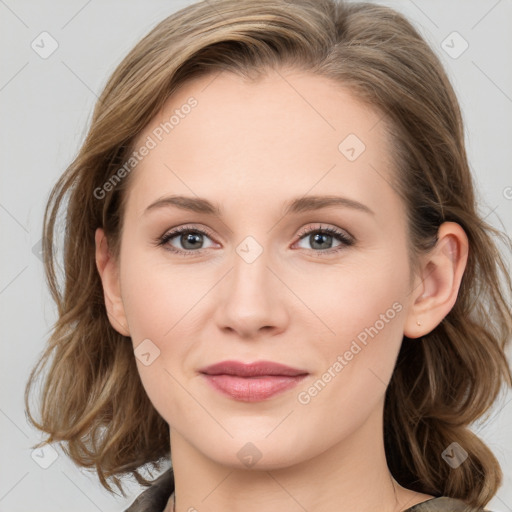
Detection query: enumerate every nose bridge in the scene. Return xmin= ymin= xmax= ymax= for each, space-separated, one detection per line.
xmin=230 ymin=233 xmax=273 ymax=303
xmin=214 ymin=232 xmax=287 ymax=336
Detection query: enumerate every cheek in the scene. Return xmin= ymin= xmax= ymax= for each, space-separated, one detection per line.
xmin=295 ymin=255 xmax=409 ymax=405
xmin=119 ymin=247 xmax=196 ymax=340
xmin=118 ymin=247 xmax=208 ymax=420
xmin=291 ymin=255 xmax=408 ymax=346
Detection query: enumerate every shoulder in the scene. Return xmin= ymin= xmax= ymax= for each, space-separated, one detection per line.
xmin=405 ymin=496 xmax=496 ymax=512
xmin=124 ymin=468 xmax=174 ymax=512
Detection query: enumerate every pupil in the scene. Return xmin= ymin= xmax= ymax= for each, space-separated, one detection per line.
xmin=312 ymin=233 xmax=331 ymax=249
xmin=183 ymin=232 xmax=202 ymax=249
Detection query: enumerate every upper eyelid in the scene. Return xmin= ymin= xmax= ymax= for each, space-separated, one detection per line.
xmin=161 ymin=223 xmax=353 ymax=246
xmin=163 ymin=223 xmax=348 ymax=236
xmin=296 ymin=224 xmax=352 ymax=239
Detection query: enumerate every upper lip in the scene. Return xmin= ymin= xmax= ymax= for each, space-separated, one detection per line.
xmin=199 ymin=360 xmax=308 ymax=377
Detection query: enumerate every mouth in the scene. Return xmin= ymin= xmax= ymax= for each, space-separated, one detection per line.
xmin=199 ymin=360 xmax=309 ymax=402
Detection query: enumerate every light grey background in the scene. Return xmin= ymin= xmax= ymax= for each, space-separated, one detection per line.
xmin=1 ymin=1 xmax=511 ymax=511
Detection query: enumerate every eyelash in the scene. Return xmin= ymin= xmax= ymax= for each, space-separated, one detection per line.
xmin=154 ymin=224 xmax=355 ymax=258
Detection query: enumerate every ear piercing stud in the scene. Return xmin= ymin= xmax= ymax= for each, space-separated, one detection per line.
xmin=416 ymin=320 xmax=422 ymax=326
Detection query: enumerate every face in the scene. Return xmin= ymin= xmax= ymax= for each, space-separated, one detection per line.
xmin=105 ymin=69 xmax=419 ymax=469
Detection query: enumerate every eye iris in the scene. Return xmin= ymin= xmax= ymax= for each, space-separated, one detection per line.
xmin=182 ymin=232 xmax=203 ymax=250
xmin=311 ymin=232 xmax=332 ymax=250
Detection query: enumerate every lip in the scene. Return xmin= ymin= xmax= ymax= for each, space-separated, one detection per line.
xmin=199 ymin=360 xmax=308 ymax=402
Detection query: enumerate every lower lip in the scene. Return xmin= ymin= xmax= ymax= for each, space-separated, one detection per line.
xmin=201 ymin=374 xmax=307 ymax=402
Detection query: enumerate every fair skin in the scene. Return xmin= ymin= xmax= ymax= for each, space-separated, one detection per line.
xmin=95 ymin=69 xmax=468 ymax=512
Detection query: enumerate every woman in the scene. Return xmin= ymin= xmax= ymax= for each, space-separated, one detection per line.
xmin=25 ymin=0 xmax=512 ymax=511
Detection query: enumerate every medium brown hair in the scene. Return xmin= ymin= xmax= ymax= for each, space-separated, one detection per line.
xmin=25 ymin=0 xmax=512 ymax=506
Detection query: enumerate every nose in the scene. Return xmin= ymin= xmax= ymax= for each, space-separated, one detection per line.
xmin=213 ymin=241 xmax=289 ymax=339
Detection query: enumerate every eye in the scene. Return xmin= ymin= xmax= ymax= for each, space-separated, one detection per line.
xmin=294 ymin=224 xmax=354 ymax=255
xmin=155 ymin=225 xmax=217 ymax=256
xmin=154 ymin=223 xmax=354 ymax=257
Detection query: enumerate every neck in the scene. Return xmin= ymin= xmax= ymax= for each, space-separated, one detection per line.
xmin=165 ymin=403 xmax=430 ymax=512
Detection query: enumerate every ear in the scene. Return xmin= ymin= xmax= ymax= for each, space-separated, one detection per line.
xmin=404 ymin=221 xmax=469 ymax=338
xmin=95 ymin=227 xmax=130 ymax=337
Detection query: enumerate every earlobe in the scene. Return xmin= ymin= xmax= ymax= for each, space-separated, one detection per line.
xmin=404 ymin=222 xmax=469 ymax=339
xmin=94 ymin=228 xmax=130 ymax=337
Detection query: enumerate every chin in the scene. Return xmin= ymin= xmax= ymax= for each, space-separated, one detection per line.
xmin=193 ymin=431 xmax=310 ymax=471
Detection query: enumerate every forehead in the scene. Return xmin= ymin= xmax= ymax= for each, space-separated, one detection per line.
xmin=126 ymin=69 xmax=397 ymax=219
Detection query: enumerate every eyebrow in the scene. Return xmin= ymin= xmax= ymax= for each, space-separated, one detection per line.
xmin=143 ymin=194 xmax=375 ymax=217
